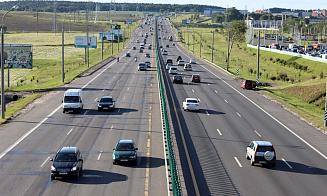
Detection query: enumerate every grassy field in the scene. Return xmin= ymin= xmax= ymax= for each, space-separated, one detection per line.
xmin=0 ymin=10 xmax=140 ymax=123
xmin=173 ymin=14 xmax=327 ymax=131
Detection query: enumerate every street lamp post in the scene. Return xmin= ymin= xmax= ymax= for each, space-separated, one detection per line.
xmin=1 ymin=5 xmax=18 ymax=119
xmin=62 ymin=15 xmax=71 ymax=83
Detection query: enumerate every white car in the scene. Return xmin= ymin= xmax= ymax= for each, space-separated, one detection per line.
xmin=184 ymin=64 xmax=192 ymax=71
xmin=144 ymin=61 xmax=151 ymax=68
xmin=169 ymin=66 xmax=178 ymax=74
xmin=183 ymin=98 xmax=200 ymax=111
xmin=136 ymin=39 xmax=139 ymax=43
xmin=190 ymin=59 xmax=196 ymax=64
xmin=177 ymin=60 xmax=185 ymax=66
xmin=162 ymin=50 xmax=168 ymax=55
xmin=246 ymin=141 xmax=276 ymax=167
xmin=166 ymin=63 xmax=173 ymax=70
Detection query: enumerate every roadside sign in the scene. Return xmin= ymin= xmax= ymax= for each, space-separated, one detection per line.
xmin=99 ymin=33 xmax=114 ymax=40
xmin=74 ymin=37 xmax=97 ymax=48
xmin=1 ymin=44 xmax=33 ymax=69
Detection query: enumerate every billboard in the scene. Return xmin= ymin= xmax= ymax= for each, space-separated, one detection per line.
xmin=1 ymin=45 xmax=33 ymax=69
xmin=99 ymin=33 xmax=115 ymax=41
xmin=110 ymin=29 xmax=122 ymax=36
xmin=74 ymin=37 xmax=97 ymax=48
xmin=124 ymin=20 xmax=132 ymax=24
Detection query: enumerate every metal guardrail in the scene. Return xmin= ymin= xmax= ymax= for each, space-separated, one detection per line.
xmin=155 ymin=18 xmax=182 ymax=196
xmin=75 ymin=56 xmax=115 ymax=78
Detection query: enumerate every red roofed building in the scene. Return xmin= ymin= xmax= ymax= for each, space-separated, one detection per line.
xmin=312 ymin=9 xmax=327 ymax=18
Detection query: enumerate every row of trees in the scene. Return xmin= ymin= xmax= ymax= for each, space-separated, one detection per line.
xmin=0 ymin=1 xmax=223 ymax=13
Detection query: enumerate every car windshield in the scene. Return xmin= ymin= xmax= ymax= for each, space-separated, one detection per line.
xmin=100 ymin=98 xmax=113 ymax=102
xmin=187 ymin=100 xmax=198 ymax=103
xmin=171 ymin=68 xmax=177 ymax=70
xmin=54 ymin=153 xmax=77 ymax=162
xmin=193 ymin=75 xmax=199 ymax=78
xmin=64 ymin=96 xmax=79 ymax=103
xmin=257 ymin=146 xmax=274 ymax=152
xmin=116 ymin=143 xmax=135 ymax=151
xmin=175 ymin=76 xmax=182 ymax=79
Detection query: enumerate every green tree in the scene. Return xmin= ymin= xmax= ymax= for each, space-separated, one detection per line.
xmin=226 ymin=20 xmax=247 ymax=70
xmin=160 ymin=9 xmax=164 ymax=14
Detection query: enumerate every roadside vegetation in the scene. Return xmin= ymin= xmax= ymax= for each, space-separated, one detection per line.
xmin=0 ymin=10 xmax=141 ymax=123
xmin=172 ymin=14 xmax=327 ymax=131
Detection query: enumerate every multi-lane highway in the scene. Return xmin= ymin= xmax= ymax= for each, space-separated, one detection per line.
xmin=1 ymin=15 xmax=327 ymax=196
xmin=0 ymin=19 xmax=168 ymax=196
xmin=156 ymin=17 xmax=327 ymax=195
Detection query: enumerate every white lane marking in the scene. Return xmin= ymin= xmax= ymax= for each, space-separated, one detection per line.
xmin=0 ymin=105 xmax=62 ymax=160
xmin=192 ymin=89 xmax=194 ymax=92
xmin=114 ymin=76 xmax=116 ymax=78
xmin=198 ymin=99 xmax=201 ymax=102
xmin=208 ymin=83 xmax=210 ymax=86
xmin=224 ymin=99 xmax=228 ymax=103
xmin=95 ymin=98 xmax=98 ymax=102
xmin=215 ymin=90 xmax=218 ymax=94
xmin=236 ymin=112 xmax=241 ymax=117
xmin=0 ymin=59 xmax=117 ymax=160
xmin=102 ymin=89 xmax=105 ymax=92
xmin=217 ymin=129 xmax=222 ymax=135
xmin=84 ymin=110 xmax=89 ymax=115
xmin=40 ymin=157 xmax=50 ymax=168
xmin=123 ymin=96 xmax=125 ymax=100
xmin=67 ymin=129 xmax=74 ymax=136
xmin=254 ymin=130 xmax=261 ymax=137
xmin=110 ymin=125 xmax=114 ymax=132
xmin=282 ymin=158 xmax=293 ymax=169
xmin=206 ymin=111 xmax=209 ymax=115
xmin=118 ymin=108 xmax=121 ymax=113
xmin=234 ymin=157 xmax=243 ymax=167
xmin=127 ymin=87 xmax=129 ymax=90
xmin=97 ymin=151 xmax=103 ymax=161
xmin=199 ymin=63 xmax=327 ymax=160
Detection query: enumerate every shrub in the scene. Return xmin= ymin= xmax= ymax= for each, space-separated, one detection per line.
xmin=311 ymin=75 xmax=317 ymax=79
xmin=269 ymin=57 xmax=273 ymax=61
xmin=320 ymin=72 xmax=324 ymax=79
xmin=270 ymin=76 xmax=277 ymax=80
xmin=279 ymin=72 xmax=288 ymax=80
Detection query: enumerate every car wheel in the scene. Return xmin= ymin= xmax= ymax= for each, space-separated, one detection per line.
xmin=75 ymin=171 xmax=80 ymax=180
xmin=51 ymin=176 xmax=55 ymax=181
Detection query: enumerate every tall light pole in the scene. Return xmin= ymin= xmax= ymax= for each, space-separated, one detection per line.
xmin=62 ymin=15 xmax=71 ymax=83
xmin=1 ymin=5 xmax=18 ymax=119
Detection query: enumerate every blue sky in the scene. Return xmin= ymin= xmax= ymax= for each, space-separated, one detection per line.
xmin=0 ymin=0 xmax=324 ymax=12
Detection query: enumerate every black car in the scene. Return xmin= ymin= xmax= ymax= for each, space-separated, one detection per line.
xmin=132 ymin=46 xmax=136 ymax=50
xmin=166 ymin=44 xmax=169 ymax=48
xmin=50 ymin=147 xmax=83 ymax=180
xmin=173 ymin=75 xmax=183 ymax=84
xmin=98 ymin=96 xmax=115 ymax=111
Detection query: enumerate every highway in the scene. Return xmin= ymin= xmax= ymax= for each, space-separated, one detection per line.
xmin=156 ymin=17 xmax=327 ymax=195
xmin=0 ymin=19 xmax=168 ymax=196
xmin=1 ymin=15 xmax=327 ymax=196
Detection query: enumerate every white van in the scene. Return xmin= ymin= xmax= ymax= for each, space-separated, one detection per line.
xmin=62 ymin=89 xmax=83 ymax=113
xmin=140 ymin=43 xmax=145 ymax=49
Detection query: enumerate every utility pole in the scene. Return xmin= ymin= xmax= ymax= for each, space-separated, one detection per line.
xmin=86 ymin=4 xmax=89 ymax=67
xmin=200 ymin=31 xmax=202 ymax=57
xmin=188 ymin=28 xmax=189 ymax=50
xmin=257 ymin=30 xmax=260 ymax=86
xmin=193 ymin=31 xmax=194 ymax=54
xmin=101 ymin=27 xmax=104 ymax=60
xmin=211 ymin=30 xmax=214 ymax=62
xmin=227 ymin=28 xmax=230 ymax=71
xmin=325 ymin=79 xmax=327 ymax=127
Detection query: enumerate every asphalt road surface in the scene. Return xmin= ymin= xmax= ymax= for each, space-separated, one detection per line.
xmin=0 ymin=18 xmax=168 ymax=196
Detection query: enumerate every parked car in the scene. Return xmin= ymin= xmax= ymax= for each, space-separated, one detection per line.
xmin=183 ymin=98 xmax=200 ymax=111
xmin=98 ymin=96 xmax=115 ymax=111
xmin=246 ymin=141 xmax=276 ymax=167
xmin=139 ymin=49 xmax=143 ymax=53
xmin=162 ymin=50 xmax=168 ymax=55
xmin=189 ymin=59 xmax=196 ymax=64
xmin=241 ymin=80 xmax=254 ymax=89
xmin=191 ymin=74 xmax=201 ymax=83
xmin=112 ymin=140 xmax=138 ymax=165
xmin=50 ymin=147 xmax=83 ymax=180
xmin=136 ymin=39 xmax=139 ymax=43
xmin=173 ymin=75 xmax=183 ymax=84
xmin=132 ymin=46 xmax=136 ymax=50
xmin=166 ymin=44 xmax=169 ymax=48
xmin=145 ymin=53 xmax=150 ymax=58
xmin=125 ymin=52 xmax=131 ymax=57
xmin=184 ymin=64 xmax=192 ymax=71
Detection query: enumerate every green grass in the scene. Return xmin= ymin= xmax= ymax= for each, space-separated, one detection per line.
xmin=0 ymin=93 xmax=42 ymax=124
xmin=172 ymin=22 xmax=327 ymax=131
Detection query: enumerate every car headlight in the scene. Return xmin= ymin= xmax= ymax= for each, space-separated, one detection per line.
xmin=51 ymin=166 xmax=56 ymax=171
xmin=98 ymin=105 xmax=102 ymax=107
xmin=71 ymin=166 xmax=78 ymax=171
xmin=129 ymin=156 xmax=136 ymax=159
xmin=109 ymin=105 xmax=113 ymax=107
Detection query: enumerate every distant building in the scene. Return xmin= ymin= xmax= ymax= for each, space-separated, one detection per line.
xmin=312 ymin=9 xmax=327 ymax=18
xmin=204 ymin=8 xmax=225 ymax=17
